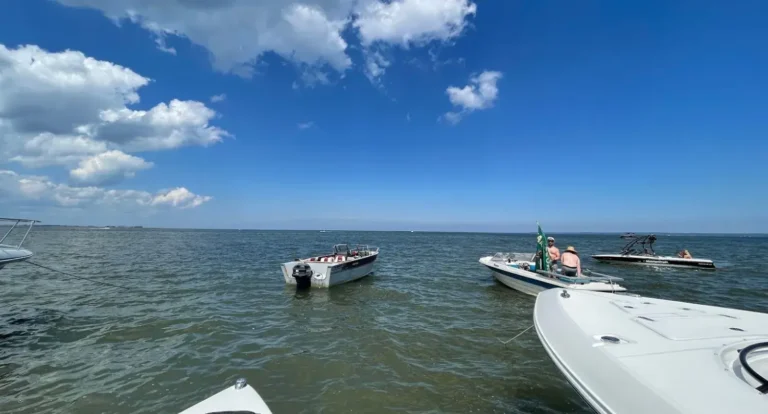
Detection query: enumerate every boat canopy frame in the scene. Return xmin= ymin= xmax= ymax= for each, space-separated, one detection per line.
xmin=619 ymin=234 xmax=657 ymax=256
xmin=0 ymin=217 xmax=40 ymax=248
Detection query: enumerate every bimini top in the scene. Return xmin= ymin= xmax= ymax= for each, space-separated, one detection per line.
xmin=0 ymin=217 xmax=39 ymax=266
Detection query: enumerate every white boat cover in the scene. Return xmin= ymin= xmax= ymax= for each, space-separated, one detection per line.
xmin=179 ymin=379 xmax=273 ymax=414
xmin=534 ymin=289 xmax=768 ymax=414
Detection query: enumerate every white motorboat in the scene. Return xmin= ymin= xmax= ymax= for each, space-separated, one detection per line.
xmin=479 ymin=253 xmax=626 ymax=297
xmin=281 ymin=244 xmax=379 ymax=289
xmin=592 ymin=234 xmax=716 ymax=270
xmin=0 ymin=218 xmax=38 ymax=270
xmin=534 ymin=289 xmax=768 ymax=414
xmin=179 ymin=378 xmax=272 ymax=414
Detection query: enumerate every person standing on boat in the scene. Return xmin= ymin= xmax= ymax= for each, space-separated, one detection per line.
xmin=547 ymin=237 xmax=560 ymax=270
xmin=560 ymin=246 xmax=581 ymax=277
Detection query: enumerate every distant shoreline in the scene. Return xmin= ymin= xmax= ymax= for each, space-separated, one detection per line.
xmin=16 ymin=225 xmax=768 ymax=236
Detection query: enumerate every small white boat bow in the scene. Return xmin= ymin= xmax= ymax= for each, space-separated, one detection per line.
xmin=179 ymin=378 xmax=272 ymax=414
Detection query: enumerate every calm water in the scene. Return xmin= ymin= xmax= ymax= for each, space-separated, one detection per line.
xmin=1 ymin=228 xmax=767 ymax=413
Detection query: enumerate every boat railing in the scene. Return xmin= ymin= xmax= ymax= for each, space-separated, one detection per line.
xmin=490 ymin=252 xmax=536 ymax=262
xmin=536 ymin=269 xmax=624 ymax=284
xmin=0 ymin=218 xmax=40 ymax=248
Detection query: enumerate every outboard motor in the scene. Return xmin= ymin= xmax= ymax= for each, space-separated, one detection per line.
xmin=292 ymin=263 xmax=313 ymax=290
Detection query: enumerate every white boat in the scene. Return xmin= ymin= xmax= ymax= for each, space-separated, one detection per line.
xmin=281 ymin=244 xmax=379 ymax=289
xmin=179 ymin=378 xmax=272 ymax=414
xmin=0 ymin=218 xmax=38 ymax=270
xmin=534 ymin=289 xmax=768 ymax=414
xmin=592 ymin=234 xmax=716 ymax=270
xmin=479 ymin=252 xmax=626 ymax=297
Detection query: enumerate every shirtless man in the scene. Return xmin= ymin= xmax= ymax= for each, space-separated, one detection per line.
xmin=561 ymin=246 xmax=581 ymax=277
xmin=547 ymin=237 xmax=560 ymax=270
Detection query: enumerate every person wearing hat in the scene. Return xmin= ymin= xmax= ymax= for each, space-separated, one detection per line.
xmin=561 ymin=246 xmax=582 ymax=277
xmin=547 ymin=237 xmax=560 ymax=269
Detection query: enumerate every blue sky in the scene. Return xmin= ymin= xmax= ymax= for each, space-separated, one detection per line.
xmin=0 ymin=0 xmax=766 ymax=232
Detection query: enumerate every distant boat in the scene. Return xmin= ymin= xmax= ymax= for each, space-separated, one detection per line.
xmin=620 ymin=232 xmax=636 ymax=239
xmin=0 ymin=217 xmax=38 ymax=271
xmin=281 ymin=244 xmax=379 ymax=289
xmin=592 ymin=234 xmax=716 ymax=270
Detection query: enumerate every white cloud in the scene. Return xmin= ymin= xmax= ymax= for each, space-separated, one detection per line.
xmin=0 ymin=44 xmax=229 ymax=171
xmin=95 ymin=99 xmax=229 ymax=152
xmin=210 ymin=93 xmax=226 ymax=103
xmin=56 ymin=0 xmax=354 ymax=76
xmin=364 ymin=50 xmax=390 ymax=83
xmin=54 ymin=0 xmax=477 ymax=83
xmin=0 ymin=43 xmax=224 ymax=210
xmin=0 ymin=44 xmax=148 ymax=135
xmin=70 ymin=150 xmax=153 ymax=186
xmin=354 ymin=0 xmax=477 ymax=47
xmin=297 ymin=121 xmax=314 ymax=130
xmin=0 ymin=169 xmax=211 ymax=209
xmin=442 ymin=71 xmax=502 ymax=124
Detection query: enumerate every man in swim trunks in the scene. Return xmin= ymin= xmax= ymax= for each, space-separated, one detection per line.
xmin=547 ymin=237 xmax=561 ymax=271
xmin=561 ymin=246 xmax=581 ymax=277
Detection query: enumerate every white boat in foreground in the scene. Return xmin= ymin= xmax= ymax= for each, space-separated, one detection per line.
xmin=479 ymin=253 xmax=626 ymax=297
xmin=534 ymin=289 xmax=768 ymax=414
xmin=281 ymin=244 xmax=379 ymax=288
xmin=179 ymin=378 xmax=272 ymax=414
xmin=0 ymin=218 xmax=38 ymax=271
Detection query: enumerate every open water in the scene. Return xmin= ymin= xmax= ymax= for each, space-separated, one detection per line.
xmin=1 ymin=228 xmax=766 ymax=413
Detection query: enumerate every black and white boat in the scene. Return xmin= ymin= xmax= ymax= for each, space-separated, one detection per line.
xmin=0 ymin=217 xmax=38 ymax=271
xmin=281 ymin=244 xmax=379 ymax=289
xmin=592 ymin=234 xmax=716 ymax=270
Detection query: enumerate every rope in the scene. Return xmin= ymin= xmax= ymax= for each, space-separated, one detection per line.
xmin=497 ymin=324 xmax=535 ymax=345
xmin=24 ymin=260 xmax=143 ymax=292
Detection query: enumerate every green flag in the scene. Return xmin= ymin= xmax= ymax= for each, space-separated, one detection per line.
xmin=536 ymin=222 xmax=550 ymax=271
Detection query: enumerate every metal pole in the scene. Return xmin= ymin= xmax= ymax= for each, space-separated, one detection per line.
xmin=0 ymin=219 xmax=19 ymax=245
xmin=17 ymin=220 xmax=35 ymax=248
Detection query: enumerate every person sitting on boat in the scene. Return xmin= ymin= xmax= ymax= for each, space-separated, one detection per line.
xmin=560 ymin=246 xmax=581 ymax=277
xmin=547 ymin=237 xmax=561 ymax=269
xmin=677 ymin=249 xmax=693 ymax=259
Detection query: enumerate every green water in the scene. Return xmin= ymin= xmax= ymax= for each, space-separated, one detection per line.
xmin=1 ymin=228 xmax=766 ymax=413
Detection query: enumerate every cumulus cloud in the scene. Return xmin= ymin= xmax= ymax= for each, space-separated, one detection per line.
xmin=297 ymin=121 xmax=314 ymax=130
xmin=54 ymin=0 xmax=477 ymax=83
xmin=364 ymin=50 xmax=391 ymax=84
xmin=442 ymin=71 xmax=502 ymax=124
xmin=0 ymin=43 xmax=218 ymax=209
xmin=0 ymin=169 xmax=211 ymax=209
xmin=0 ymin=44 xmax=228 ymax=181
xmin=210 ymin=93 xmax=226 ymax=103
xmin=354 ymin=0 xmax=477 ymax=47
xmin=69 ymin=150 xmax=153 ymax=186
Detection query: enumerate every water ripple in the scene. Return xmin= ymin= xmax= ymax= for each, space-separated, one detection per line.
xmin=0 ymin=229 xmax=766 ymax=413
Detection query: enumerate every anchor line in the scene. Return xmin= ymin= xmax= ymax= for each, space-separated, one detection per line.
xmin=497 ymin=324 xmax=535 ymax=345
xmin=24 ymin=260 xmax=143 ymax=292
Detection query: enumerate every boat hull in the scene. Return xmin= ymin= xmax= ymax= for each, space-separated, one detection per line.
xmin=591 ymin=254 xmax=716 ymax=269
xmin=0 ymin=245 xmax=33 ymax=266
xmin=534 ymin=289 xmax=768 ymax=414
xmin=281 ymin=253 xmax=378 ymax=288
xmin=479 ymin=257 xmax=625 ymax=297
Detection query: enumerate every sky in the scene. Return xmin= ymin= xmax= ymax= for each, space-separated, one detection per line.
xmin=0 ymin=0 xmax=766 ymax=233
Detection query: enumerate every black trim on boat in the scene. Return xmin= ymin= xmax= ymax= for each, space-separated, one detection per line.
xmin=591 ymin=254 xmax=716 ymax=269
xmin=738 ymin=342 xmax=768 ymax=393
xmin=330 ymin=253 xmax=378 ymax=272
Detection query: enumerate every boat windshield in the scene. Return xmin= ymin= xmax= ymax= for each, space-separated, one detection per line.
xmin=333 ymin=244 xmax=350 ymax=255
